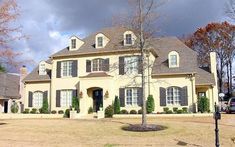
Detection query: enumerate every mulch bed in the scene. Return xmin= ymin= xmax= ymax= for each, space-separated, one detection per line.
xmin=122 ymin=124 xmax=167 ymax=132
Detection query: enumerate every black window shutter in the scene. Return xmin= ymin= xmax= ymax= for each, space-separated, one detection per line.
xmin=86 ymin=60 xmax=91 ymax=72
xmin=119 ymin=88 xmax=125 ymax=107
xmin=160 ymin=87 xmax=166 ymax=106
xmin=72 ymin=60 xmax=78 ymax=77
xmin=56 ymin=90 xmax=61 ymax=107
xmin=56 ymin=61 xmax=61 ymax=78
xmin=181 ymin=86 xmax=188 ymax=106
xmin=138 ymin=56 xmax=142 ymax=74
xmin=72 ymin=89 xmax=77 ymax=98
xmin=137 ymin=87 xmax=143 ymax=106
xmin=28 ymin=91 xmax=33 ymax=107
xmin=103 ymin=58 xmax=109 ymax=71
xmin=119 ymin=57 xmax=124 ymax=75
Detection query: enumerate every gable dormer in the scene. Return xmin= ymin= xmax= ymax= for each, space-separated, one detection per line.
xmin=123 ymin=30 xmax=137 ymax=46
xmin=39 ymin=61 xmax=47 ymax=75
xmin=95 ymin=33 xmax=110 ymax=48
xmin=69 ymin=36 xmax=84 ymax=51
xmin=168 ymin=51 xmax=180 ymax=68
xmin=39 ymin=60 xmax=52 ymax=75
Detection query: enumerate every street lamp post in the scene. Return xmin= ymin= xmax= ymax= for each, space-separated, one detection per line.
xmin=214 ymin=102 xmax=221 ymax=147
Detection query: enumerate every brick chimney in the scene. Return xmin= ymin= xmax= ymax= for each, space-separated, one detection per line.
xmin=19 ymin=65 xmax=27 ymax=104
xmin=210 ymin=52 xmax=219 ymax=110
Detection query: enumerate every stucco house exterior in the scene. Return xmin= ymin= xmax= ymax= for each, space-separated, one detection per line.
xmin=22 ymin=27 xmax=218 ymax=115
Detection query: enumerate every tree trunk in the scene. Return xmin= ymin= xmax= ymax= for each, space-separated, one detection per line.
xmin=229 ymin=60 xmax=233 ymax=95
xmin=139 ymin=0 xmax=147 ymax=127
xmin=226 ymin=63 xmax=230 ymax=94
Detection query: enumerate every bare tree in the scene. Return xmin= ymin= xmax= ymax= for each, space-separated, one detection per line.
xmin=0 ymin=0 xmax=28 ymax=72
xmin=112 ymin=0 xmax=164 ymax=127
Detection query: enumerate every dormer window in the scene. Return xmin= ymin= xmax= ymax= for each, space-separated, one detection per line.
xmin=123 ymin=31 xmax=136 ymax=46
xmin=97 ymin=37 xmax=103 ymax=47
xmin=69 ymin=36 xmax=84 ymax=51
xmin=39 ymin=62 xmax=46 ymax=75
xmin=168 ymin=51 xmax=179 ymax=68
xmin=170 ymin=55 xmax=177 ymax=66
xmin=71 ymin=39 xmax=76 ymax=49
xmin=125 ymin=34 xmax=132 ymax=45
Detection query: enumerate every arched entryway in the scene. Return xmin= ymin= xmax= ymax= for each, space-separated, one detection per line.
xmin=87 ymin=87 xmax=103 ymax=112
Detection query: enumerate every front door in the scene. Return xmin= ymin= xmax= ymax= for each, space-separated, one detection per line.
xmin=4 ymin=101 xmax=8 ymax=113
xmin=93 ymin=89 xmax=103 ymax=112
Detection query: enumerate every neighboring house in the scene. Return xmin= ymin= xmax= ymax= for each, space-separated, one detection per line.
xmin=22 ymin=27 xmax=218 ymax=114
xmin=0 ymin=72 xmax=20 ymax=113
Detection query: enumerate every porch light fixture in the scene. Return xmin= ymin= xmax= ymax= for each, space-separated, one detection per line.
xmin=79 ymin=91 xmax=83 ymax=98
xmin=104 ymin=90 xmax=109 ymax=98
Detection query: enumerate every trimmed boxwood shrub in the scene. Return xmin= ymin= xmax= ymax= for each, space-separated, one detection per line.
xmin=105 ymin=105 xmax=114 ymax=118
xmin=177 ymin=109 xmax=183 ymax=114
xmin=58 ymin=110 xmax=64 ymax=114
xmin=11 ymin=102 xmax=19 ymax=113
xmin=120 ymin=109 xmax=129 ymax=114
xmin=173 ymin=107 xmax=178 ymax=113
xmin=72 ymin=96 xmax=79 ymax=112
xmin=64 ymin=109 xmax=70 ymax=118
xmin=146 ymin=95 xmax=155 ymax=113
xmin=130 ymin=110 xmax=137 ymax=114
xmin=182 ymin=107 xmax=188 ymax=113
xmin=163 ymin=107 xmax=169 ymax=113
xmin=138 ymin=109 xmax=143 ymax=114
xmin=166 ymin=110 xmax=173 ymax=114
xmin=40 ymin=97 xmax=49 ymax=114
xmin=23 ymin=108 xmax=30 ymax=114
xmin=30 ymin=108 xmax=37 ymax=114
xmin=51 ymin=110 xmax=57 ymax=114
xmin=114 ymin=96 xmax=120 ymax=114
xmin=88 ymin=106 xmax=93 ymax=114
xmin=198 ymin=96 xmax=210 ymax=113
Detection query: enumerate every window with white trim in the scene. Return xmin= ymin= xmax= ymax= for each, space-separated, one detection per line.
xmin=39 ymin=63 xmax=46 ymax=75
xmin=168 ymin=51 xmax=179 ymax=68
xmin=61 ymin=61 xmax=72 ymax=77
xmin=124 ymin=56 xmax=138 ymax=74
xmin=33 ymin=91 xmax=43 ymax=108
xmin=170 ymin=55 xmax=177 ymax=66
xmin=71 ymin=39 xmax=76 ymax=49
xmin=125 ymin=88 xmax=138 ymax=106
xmin=92 ymin=58 xmax=103 ymax=71
xmin=167 ymin=87 xmax=181 ymax=105
xmin=97 ymin=37 xmax=103 ymax=47
xmin=60 ymin=90 xmax=72 ymax=107
xmin=125 ymin=34 xmax=132 ymax=45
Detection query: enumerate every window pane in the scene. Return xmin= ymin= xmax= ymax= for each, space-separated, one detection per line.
xmin=126 ymin=34 xmax=132 ymax=44
xmin=92 ymin=59 xmax=103 ymax=71
xmin=124 ymin=56 xmax=138 ymax=74
xmin=132 ymin=89 xmax=138 ymax=105
xmin=126 ymin=89 xmax=132 ymax=105
xmin=71 ymin=39 xmax=76 ymax=48
xmin=170 ymin=55 xmax=177 ymax=66
xmin=60 ymin=90 xmax=72 ymax=107
xmin=33 ymin=92 xmax=43 ymax=108
xmin=97 ymin=37 xmax=103 ymax=47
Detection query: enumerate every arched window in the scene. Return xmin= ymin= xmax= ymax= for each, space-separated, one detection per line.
xmin=168 ymin=51 xmax=179 ymax=68
xmin=33 ymin=91 xmax=43 ymax=108
xmin=166 ymin=87 xmax=181 ymax=105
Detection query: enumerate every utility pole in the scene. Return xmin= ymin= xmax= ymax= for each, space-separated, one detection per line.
xmin=139 ymin=0 xmax=147 ymax=126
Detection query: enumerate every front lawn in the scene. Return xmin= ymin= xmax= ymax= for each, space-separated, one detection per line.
xmin=0 ymin=114 xmax=234 ymax=146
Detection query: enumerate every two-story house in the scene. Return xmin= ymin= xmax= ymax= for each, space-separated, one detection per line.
xmin=22 ymin=27 xmax=218 ymax=114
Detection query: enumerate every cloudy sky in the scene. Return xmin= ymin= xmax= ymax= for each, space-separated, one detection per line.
xmin=12 ymin=0 xmax=232 ymax=71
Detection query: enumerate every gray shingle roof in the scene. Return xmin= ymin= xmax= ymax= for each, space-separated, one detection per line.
xmin=24 ymin=27 xmax=215 ymax=86
xmin=0 ymin=73 xmax=20 ymax=99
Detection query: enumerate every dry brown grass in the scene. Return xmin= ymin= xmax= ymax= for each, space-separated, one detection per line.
xmin=0 ymin=114 xmax=234 ymax=147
